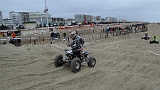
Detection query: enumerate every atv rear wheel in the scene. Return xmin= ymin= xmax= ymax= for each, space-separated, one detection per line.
xmin=54 ymin=54 xmax=63 ymax=67
xmin=71 ymin=58 xmax=81 ymax=73
xmin=87 ymin=57 xmax=96 ymax=67
xmin=157 ymin=41 xmax=159 ymax=44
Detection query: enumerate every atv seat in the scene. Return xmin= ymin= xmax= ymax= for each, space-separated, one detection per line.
xmin=64 ymin=49 xmax=69 ymax=52
xmin=82 ymin=51 xmax=91 ymax=54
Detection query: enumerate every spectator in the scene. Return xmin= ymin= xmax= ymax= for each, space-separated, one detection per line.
xmin=63 ymin=33 xmax=67 ymax=39
xmin=105 ymin=27 xmax=109 ymax=38
xmin=12 ymin=31 xmax=16 ymax=38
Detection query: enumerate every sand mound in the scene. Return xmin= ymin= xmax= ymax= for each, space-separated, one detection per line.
xmin=0 ymin=24 xmax=160 ymax=90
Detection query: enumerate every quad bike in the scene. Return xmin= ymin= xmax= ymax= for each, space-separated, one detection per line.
xmin=150 ymin=39 xmax=159 ymax=44
xmin=54 ymin=46 xmax=96 ymax=73
xmin=141 ymin=36 xmax=150 ymax=40
xmin=9 ymin=38 xmax=21 ymax=47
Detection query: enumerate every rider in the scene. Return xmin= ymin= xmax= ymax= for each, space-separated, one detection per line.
xmin=144 ymin=32 xmax=148 ymax=38
xmin=68 ymin=31 xmax=84 ymax=60
xmin=152 ymin=35 xmax=158 ymax=41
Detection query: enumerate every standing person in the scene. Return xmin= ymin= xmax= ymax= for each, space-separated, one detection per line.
xmin=4 ymin=32 xmax=7 ymax=37
xmin=102 ymin=28 xmax=104 ymax=33
xmin=63 ymin=32 xmax=67 ymax=40
xmin=11 ymin=31 xmax=16 ymax=38
xmin=0 ymin=32 xmax=3 ymax=37
xmin=113 ymin=27 xmax=115 ymax=36
xmin=9 ymin=32 xmax=17 ymax=46
xmin=102 ymin=28 xmax=104 ymax=38
xmin=105 ymin=27 xmax=109 ymax=38
xmin=67 ymin=30 xmax=72 ymax=43
xmin=119 ymin=27 xmax=122 ymax=35
xmin=68 ymin=31 xmax=84 ymax=61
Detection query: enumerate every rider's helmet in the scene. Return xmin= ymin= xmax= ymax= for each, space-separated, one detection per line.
xmin=145 ymin=32 xmax=148 ymax=36
xmin=70 ymin=31 xmax=77 ymax=40
xmin=154 ymin=35 xmax=156 ymax=39
xmin=69 ymin=30 xmax=72 ymax=33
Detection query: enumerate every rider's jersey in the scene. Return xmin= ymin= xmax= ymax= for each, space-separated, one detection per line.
xmin=70 ymin=36 xmax=84 ymax=49
xmin=145 ymin=33 xmax=148 ymax=37
xmin=152 ymin=36 xmax=158 ymax=41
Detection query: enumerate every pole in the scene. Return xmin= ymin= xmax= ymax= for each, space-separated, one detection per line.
xmin=41 ymin=13 xmax=43 ymax=33
xmin=44 ymin=0 xmax=49 ymax=32
xmin=47 ymin=13 xmax=49 ymax=32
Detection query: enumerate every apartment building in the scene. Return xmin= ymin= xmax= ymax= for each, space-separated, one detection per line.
xmin=106 ymin=17 xmax=117 ymax=22
xmin=75 ymin=14 xmax=94 ymax=24
xmin=75 ymin=14 xmax=101 ymax=24
xmin=85 ymin=15 xmax=92 ymax=23
xmin=95 ymin=16 xmax=101 ymax=22
xmin=119 ymin=19 xmax=127 ymax=23
xmin=92 ymin=16 xmax=101 ymax=22
xmin=28 ymin=12 xmax=52 ymax=25
xmin=9 ymin=11 xmax=52 ymax=25
xmin=0 ymin=11 xmax=3 ymax=25
xmin=3 ymin=18 xmax=14 ymax=26
xmin=9 ymin=11 xmax=23 ymax=25
xmin=74 ymin=14 xmax=85 ymax=24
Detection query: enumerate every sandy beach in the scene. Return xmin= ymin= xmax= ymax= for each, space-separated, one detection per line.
xmin=0 ymin=23 xmax=160 ymax=90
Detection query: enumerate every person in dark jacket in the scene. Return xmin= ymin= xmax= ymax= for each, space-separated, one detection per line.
xmin=68 ymin=31 xmax=84 ymax=60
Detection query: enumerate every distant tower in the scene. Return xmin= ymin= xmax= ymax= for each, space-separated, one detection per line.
xmin=44 ymin=0 xmax=49 ymax=31
xmin=44 ymin=0 xmax=48 ymax=13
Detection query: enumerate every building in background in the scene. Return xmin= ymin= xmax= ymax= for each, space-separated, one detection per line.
xmin=95 ymin=16 xmax=101 ymax=21
xmin=29 ymin=12 xmax=52 ymax=25
xmin=119 ymin=19 xmax=127 ymax=23
xmin=65 ymin=18 xmax=76 ymax=26
xmin=100 ymin=18 xmax=106 ymax=22
xmin=0 ymin=11 xmax=4 ymax=25
xmin=74 ymin=14 xmax=85 ymax=24
xmin=52 ymin=18 xmax=65 ymax=26
xmin=75 ymin=14 xmax=100 ymax=24
xmin=20 ymin=12 xmax=30 ymax=22
xmin=3 ymin=18 xmax=14 ymax=26
xmin=9 ymin=11 xmax=23 ymax=26
xmin=9 ymin=11 xmax=52 ymax=26
xmin=85 ymin=15 xmax=92 ymax=24
xmin=75 ymin=14 xmax=101 ymax=24
xmin=106 ymin=17 xmax=117 ymax=22
xmin=92 ymin=16 xmax=101 ymax=23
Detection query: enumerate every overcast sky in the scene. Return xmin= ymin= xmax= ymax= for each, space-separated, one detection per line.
xmin=0 ymin=0 xmax=160 ymax=22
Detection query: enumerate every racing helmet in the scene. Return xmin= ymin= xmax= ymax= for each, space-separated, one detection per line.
xmin=69 ymin=30 xmax=72 ymax=33
xmin=70 ymin=31 xmax=77 ymax=39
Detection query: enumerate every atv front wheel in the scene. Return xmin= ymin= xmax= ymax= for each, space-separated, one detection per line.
xmin=54 ymin=54 xmax=63 ymax=67
xmin=87 ymin=57 xmax=96 ymax=67
xmin=71 ymin=58 xmax=81 ymax=73
xmin=150 ymin=41 xmax=152 ymax=44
